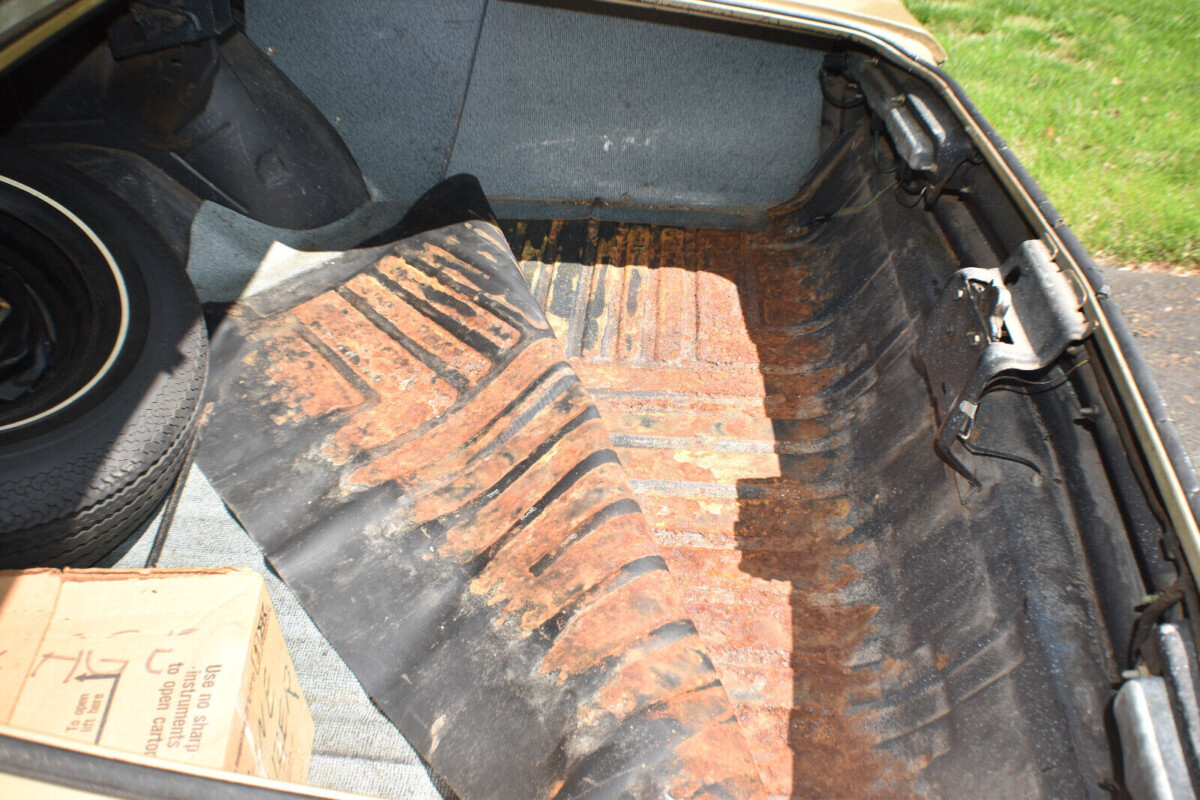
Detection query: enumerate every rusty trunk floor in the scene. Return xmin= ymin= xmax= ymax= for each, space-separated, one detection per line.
xmin=501 ymin=217 xmax=919 ymax=798
xmin=501 ymin=196 xmax=1120 ymax=797
xmin=191 ymin=133 xmax=1118 ymax=798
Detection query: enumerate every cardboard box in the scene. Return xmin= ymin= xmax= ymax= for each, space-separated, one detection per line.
xmin=0 ymin=567 xmax=313 ymax=783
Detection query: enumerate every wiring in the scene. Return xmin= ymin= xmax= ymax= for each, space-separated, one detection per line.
xmin=1128 ymin=576 xmax=1187 ymax=665
xmin=960 ymin=437 xmax=1043 ymax=476
xmin=985 ymin=360 xmax=1090 ymax=395
xmin=794 ymin=179 xmax=899 ymax=234
xmin=894 ymin=182 xmax=926 ymax=208
xmin=818 ymin=67 xmax=864 ymax=109
xmin=873 ymin=129 xmax=897 ymax=174
xmin=957 ymin=360 xmax=1092 ymax=479
xmin=825 ymin=179 xmax=898 ymax=221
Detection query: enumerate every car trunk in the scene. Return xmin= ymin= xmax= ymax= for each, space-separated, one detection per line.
xmin=1 ymin=1 xmax=1192 ymax=798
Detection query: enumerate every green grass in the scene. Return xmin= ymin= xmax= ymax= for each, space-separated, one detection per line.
xmin=904 ymin=0 xmax=1200 ymax=268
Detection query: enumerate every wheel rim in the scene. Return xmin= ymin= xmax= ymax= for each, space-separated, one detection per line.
xmin=0 ymin=261 xmax=54 ymax=401
xmin=0 ymin=175 xmax=129 ymax=432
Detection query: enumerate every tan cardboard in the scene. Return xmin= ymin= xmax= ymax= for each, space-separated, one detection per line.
xmin=0 ymin=567 xmax=313 ymax=783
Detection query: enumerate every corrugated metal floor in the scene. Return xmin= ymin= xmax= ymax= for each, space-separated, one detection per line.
xmin=503 ymin=217 xmax=920 ymax=798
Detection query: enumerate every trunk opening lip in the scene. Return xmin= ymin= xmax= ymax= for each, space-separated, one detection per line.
xmin=609 ymin=0 xmax=947 ymax=64
xmin=0 ymin=0 xmax=112 ymax=73
xmin=0 ymin=1 xmax=1191 ymax=795
xmin=610 ymin=0 xmax=1200 ymax=591
xmin=0 ymin=724 xmax=373 ymax=799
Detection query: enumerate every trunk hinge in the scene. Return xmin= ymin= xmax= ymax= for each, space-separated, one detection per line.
xmin=915 ymin=240 xmax=1091 ymax=486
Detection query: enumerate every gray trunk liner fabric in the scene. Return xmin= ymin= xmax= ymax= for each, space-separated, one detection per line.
xmin=186 ymin=193 xmax=408 ymax=304
xmin=444 ymin=1 xmax=823 ymax=210
xmin=245 ymin=0 xmax=823 ymax=214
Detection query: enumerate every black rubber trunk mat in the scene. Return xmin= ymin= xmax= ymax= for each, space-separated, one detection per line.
xmin=196 ymin=220 xmax=765 ymax=799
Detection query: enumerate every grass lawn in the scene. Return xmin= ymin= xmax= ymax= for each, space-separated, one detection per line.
xmin=904 ymin=0 xmax=1199 ymax=269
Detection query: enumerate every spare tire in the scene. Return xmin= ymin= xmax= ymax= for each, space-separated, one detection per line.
xmin=0 ymin=148 xmax=207 ymax=568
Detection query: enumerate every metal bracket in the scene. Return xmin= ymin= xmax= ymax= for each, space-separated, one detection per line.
xmin=845 ymin=53 xmax=936 ymax=173
xmin=843 ymin=54 xmax=977 ymax=203
xmin=915 ymin=240 xmax=1090 ymax=485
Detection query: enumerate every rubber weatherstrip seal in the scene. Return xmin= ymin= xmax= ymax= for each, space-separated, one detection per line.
xmin=195 ymin=219 xmax=765 ymax=800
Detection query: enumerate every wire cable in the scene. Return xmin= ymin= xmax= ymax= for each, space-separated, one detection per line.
xmin=984 ymin=360 xmax=1090 ymax=396
xmin=957 ymin=360 xmax=1092 ymax=477
xmin=873 ymin=129 xmax=897 ymax=174
xmin=818 ymin=68 xmax=864 ymax=109
xmin=794 ymin=179 xmax=899 ymax=234
xmin=825 ymin=179 xmax=899 ymax=221
xmin=894 ymin=182 xmax=926 ymax=208
xmin=960 ymin=437 xmax=1044 ymax=476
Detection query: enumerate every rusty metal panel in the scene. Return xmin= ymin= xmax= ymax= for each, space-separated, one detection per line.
xmin=196 ymin=220 xmax=765 ymax=799
xmin=502 ymin=218 xmax=920 ymax=799
xmin=488 ymin=134 xmax=1119 ymax=800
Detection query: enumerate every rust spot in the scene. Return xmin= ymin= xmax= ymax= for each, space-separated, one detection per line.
xmin=255 ymin=331 xmax=363 ymax=424
xmin=411 ymin=391 xmax=600 ymax=531
xmin=643 ymin=495 xmax=852 ymax=542
xmin=754 ymin=243 xmax=818 ymax=326
xmin=543 ymin=261 xmax=582 ymax=345
xmin=598 ymin=407 xmax=828 ymax=446
xmin=654 ymin=242 xmax=696 ymax=363
xmin=346 ymin=272 xmax=491 ymax=384
xmin=543 ymin=569 xmax=686 ymax=678
xmin=292 ymin=290 xmax=457 ymax=461
xmin=582 ymin=261 xmax=626 ymax=361
xmin=437 ymin=413 xmax=611 ymax=558
xmin=469 ymin=463 xmax=657 ymax=630
xmin=574 ymin=634 xmax=768 ymax=800
xmin=346 ymin=337 xmax=564 ymax=488
xmin=416 ymin=238 xmax=544 ymax=327
xmin=696 ymin=261 xmax=757 ymax=364
xmin=582 ymin=635 xmax=717 ymax=726
xmin=377 ymin=253 xmax=520 ymax=348
xmin=666 ymin=706 xmax=768 ymax=800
